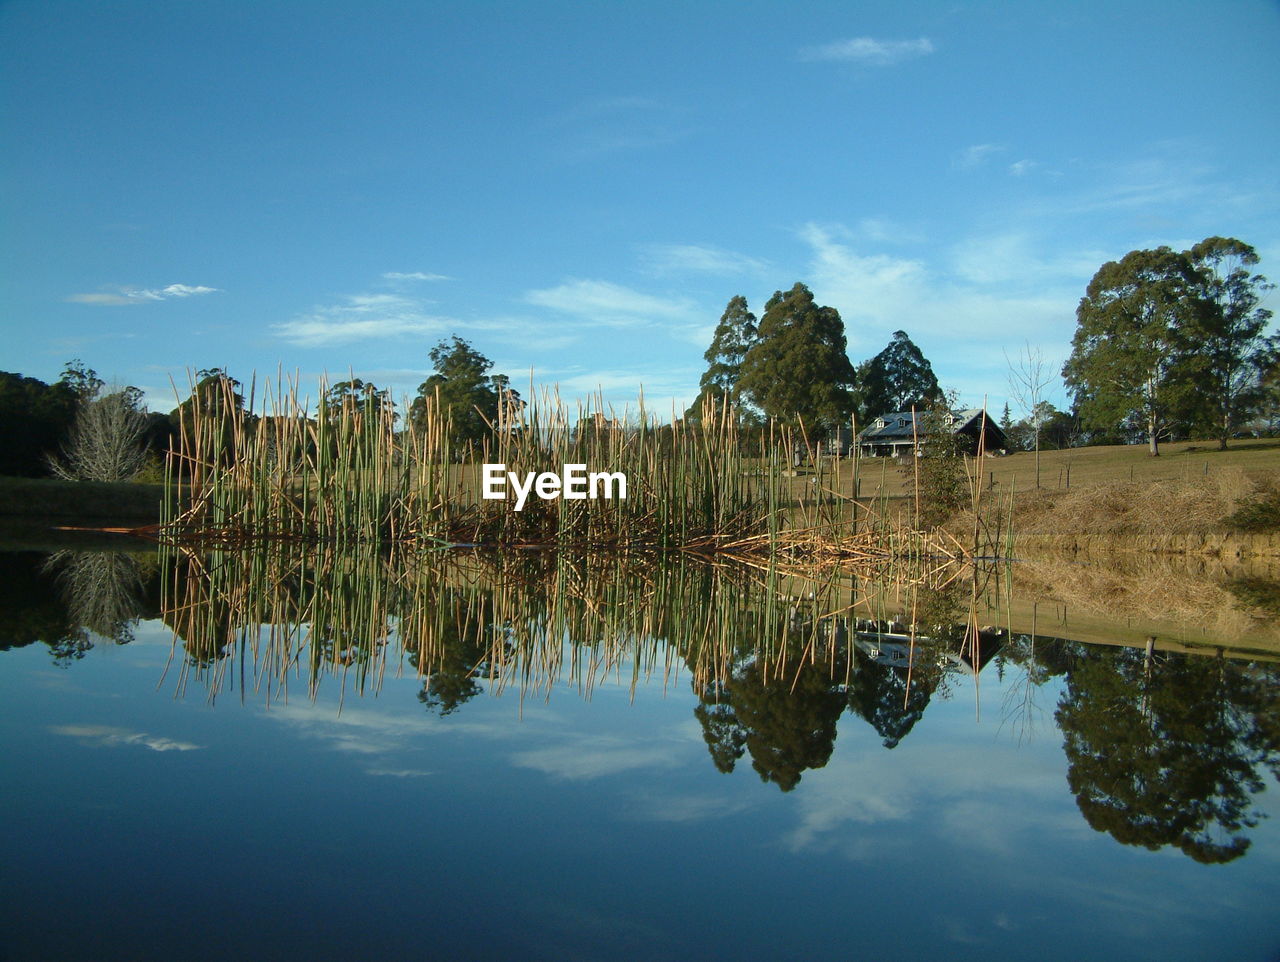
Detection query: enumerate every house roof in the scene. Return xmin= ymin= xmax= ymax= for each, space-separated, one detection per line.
xmin=857 ymin=408 xmax=992 ymax=442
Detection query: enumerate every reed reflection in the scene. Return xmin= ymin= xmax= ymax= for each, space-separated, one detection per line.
xmin=9 ymin=542 xmax=1274 ymax=864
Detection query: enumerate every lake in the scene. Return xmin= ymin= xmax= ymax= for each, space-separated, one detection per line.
xmin=1 ymin=544 xmax=1278 ymax=961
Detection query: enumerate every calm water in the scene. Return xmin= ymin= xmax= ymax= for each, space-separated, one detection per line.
xmin=2 ymin=547 xmax=1278 ymax=961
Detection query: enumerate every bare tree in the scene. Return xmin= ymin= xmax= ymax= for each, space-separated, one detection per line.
xmin=49 ymin=386 xmax=150 ymax=482
xmin=1006 ymin=342 xmax=1054 ymax=488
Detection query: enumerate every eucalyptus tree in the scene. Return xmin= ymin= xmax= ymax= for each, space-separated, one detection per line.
xmin=1063 ymin=247 xmax=1198 ymax=456
xmin=1181 ymin=237 xmax=1277 ymax=450
xmin=410 ymin=336 xmax=519 ymax=449
xmin=738 ymin=282 xmax=855 ymax=436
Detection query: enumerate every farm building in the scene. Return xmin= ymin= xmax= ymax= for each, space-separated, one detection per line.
xmin=856 ymin=409 xmax=1008 ymax=458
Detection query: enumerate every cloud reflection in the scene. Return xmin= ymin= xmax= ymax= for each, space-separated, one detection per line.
xmin=52 ymin=724 xmax=200 ymax=752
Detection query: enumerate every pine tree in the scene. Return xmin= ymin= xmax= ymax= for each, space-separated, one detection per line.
xmin=855 ymin=330 xmax=943 ymax=421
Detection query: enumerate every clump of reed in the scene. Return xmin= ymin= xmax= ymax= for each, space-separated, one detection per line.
xmin=161 ymin=373 xmax=956 ymax=556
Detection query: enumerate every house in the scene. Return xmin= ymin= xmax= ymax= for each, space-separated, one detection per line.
xmin=856 ymin=409 xmax=1007 ymax=458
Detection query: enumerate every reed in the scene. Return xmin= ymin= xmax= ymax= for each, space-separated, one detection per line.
xmin=160 ymin=373 xmax=976 ymax=557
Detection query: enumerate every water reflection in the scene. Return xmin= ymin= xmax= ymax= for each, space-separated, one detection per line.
xmin=2 ymin=544 xmax=1279 ymax=867
xmin=1057 ymin=645 xmax=1280 ymax=863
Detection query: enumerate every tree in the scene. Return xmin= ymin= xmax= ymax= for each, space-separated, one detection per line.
xmin=1063 ymin=247 xmax=1198 ymax=457
xmin=693 ymin=658 xmax=846 ymax=792
xmin=854 ymin=330 xmax=943 ymax=422
xmin=58 ymin=359 xmax=104 ymax=404
xmin=687 ymin=295 xmax=758 ymax=421
xmin=322 ymin=378 xmax=393 ymax=417
xmin=737 ymin=283 xmax=855 ymax=436
xmin=0 ymin=372 xmax=79 ymax=477
xmin=1006 ymin=342 xmax=1055 ymax=486
xmin=49 ymin=386 xmax=150 ymax=482
xmin=409 ymin=337 xmax=518 ymax=449
xmin=1181 ymin=237 xmax=1277 ymax=450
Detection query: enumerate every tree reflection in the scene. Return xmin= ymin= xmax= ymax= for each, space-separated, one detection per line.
xmin=405 ymin=590 xmax=506 ymax=717
xmin=1057 ymin=646 xmax=1280 ymax=863
xmin=695 ymin=657 xmax=846 ymax=792
xmin=44 ymin=549 xmax=154 ymax=645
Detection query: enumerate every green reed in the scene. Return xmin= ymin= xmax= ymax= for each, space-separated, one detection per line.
xmin=161 ymin=373 xmax=868 ymax=551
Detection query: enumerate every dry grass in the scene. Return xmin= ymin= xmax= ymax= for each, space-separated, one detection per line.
xmin=1008 ymin=466 xmax=1259 ymax=537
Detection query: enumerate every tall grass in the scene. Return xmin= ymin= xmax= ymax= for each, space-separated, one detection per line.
xmin=161 ymin=373 xmax=959 ymax=555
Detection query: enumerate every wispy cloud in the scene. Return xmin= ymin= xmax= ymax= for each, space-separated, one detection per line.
xmin=1009 ymin=159 xmax=1037 ymax=177
xmin=52 ymin=724 xmax=201 ymax=752
xmin=511 ymin=734 xmax=686 ymax=781
xmin=798 ymin=221 xmax=1079 ymax=405
xmin=524 ymin=279 xmax=696 ymax=325
xmin=272 ymin=292 xmax=446 ymax=346
xmin=800 ymin=36 xmax=935 ymax=65
xmin=639 ymin=243 xmax=769 ymax=277
xmin=548 ymin=96 xmax=688 ymax=161
xmin=67 ymin=283 xmax=220 ymax=305
xmin=956 ymin=143 xmax=1005 ymax=170
xmin=382 ymin=271 xmax=450 ymax=283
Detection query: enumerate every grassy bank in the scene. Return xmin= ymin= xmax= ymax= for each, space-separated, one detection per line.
xmin=0 ymin=476 xmax=163 ymax=523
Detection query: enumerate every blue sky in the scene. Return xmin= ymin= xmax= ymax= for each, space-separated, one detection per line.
xmin=3 ymin=0 xmax=1278 ymax=418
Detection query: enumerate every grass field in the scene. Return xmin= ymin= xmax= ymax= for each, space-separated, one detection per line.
xmin=0 ymin=476 xmax=164 ymax=522
xmin=823 ymin=437 xmax=1280 ymax=503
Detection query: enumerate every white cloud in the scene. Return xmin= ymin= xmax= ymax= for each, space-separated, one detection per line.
xmin=640 ymin=243 xmax=769 ymax=277
xmin=543 ymin=365 xmax=704 ymax=413
xmin=1009 ymin=159 xmax=1037 ymax=177
xmin=798 ymin=221 xmax=1080 ymax=406
xmin=382 ymin=271 xmax=450 ymax=282
xmin=272 ymin=292 xmax=447 ymax=346
xmin=801 ymin=36 xmax=935 ymax=65
xmin=957 ymin=144 xmax=1005 ymax=169
xmin=67 ymin=283 xmax=220 ymax=305
xmin=524 ymin=279 xmax=696 ymax=325
xmin=51 ymin=724 xmax=201 ymax=752
xmin=511 ymin=733 xmax=687 ymax=780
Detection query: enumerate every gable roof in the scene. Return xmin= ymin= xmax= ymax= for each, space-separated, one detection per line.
xmin=857 ymin=408 xmax=994 ymax=442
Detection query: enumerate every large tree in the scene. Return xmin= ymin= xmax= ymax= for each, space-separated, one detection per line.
xmin=1063 ymin=247 xmax=1198 ymax=456
xmin=1181 ymin=237 xmax=1277 ymax=450
xmin=409 ymin=336 xmax=518 ymax=448
xmin=737 ymin=282 xmax=855 ymax=436
xmin=687 ymin=295 xmax=758 ymax=421
xmin=854 ymin=330 xmax=943 ymax=422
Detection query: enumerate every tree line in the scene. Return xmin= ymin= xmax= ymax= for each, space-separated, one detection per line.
xmin=1065 ymin=236 xmax=1277 ymax=455
xmin=3 ymin=234 xmax=1275 ymax=480
xmin=690 ymin=235 xmax=1277 ymax=455
xmin=685 ymin=282 xmax=946 ymax=437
